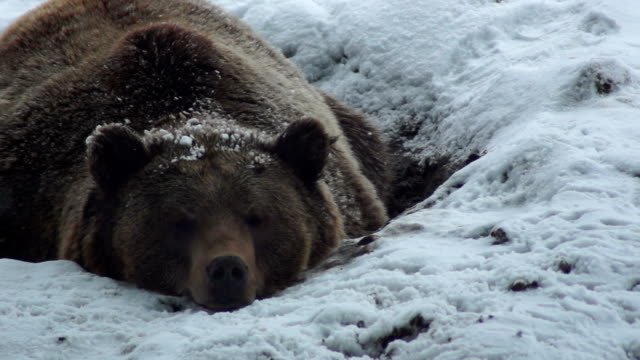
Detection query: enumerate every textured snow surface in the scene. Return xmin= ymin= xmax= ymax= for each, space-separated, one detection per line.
xmin=2 ymin=0 xmax=640 ymax=359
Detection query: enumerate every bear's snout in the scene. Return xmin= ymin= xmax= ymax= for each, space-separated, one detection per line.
xmin=185 ymin=222 xmax=262 ymax=311
xmin=206 ymin=255 xmax=249 ymax=306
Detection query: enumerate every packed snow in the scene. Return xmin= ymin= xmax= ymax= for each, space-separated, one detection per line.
xmin=1 ymin=0 xmax=640 ymax=359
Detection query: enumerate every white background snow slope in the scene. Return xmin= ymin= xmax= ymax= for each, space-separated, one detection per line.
xmin=1 ymin=0 xmax=640 ymax=359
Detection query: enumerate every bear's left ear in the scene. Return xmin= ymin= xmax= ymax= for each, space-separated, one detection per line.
xmin=87 ymin=125 xmax=151 ymax=192
xmin=275 ymin=119 xmax=331 ymax=185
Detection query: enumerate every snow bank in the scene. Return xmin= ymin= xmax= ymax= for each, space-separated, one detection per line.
xmin=1 ymin=0 xmax=639 ymax=359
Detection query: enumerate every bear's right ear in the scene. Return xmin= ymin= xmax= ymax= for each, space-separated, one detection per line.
xmin=87 ymin=125 xmax=151 ymax=192
xmin=274 ymin=119 xmax=331 ymax=185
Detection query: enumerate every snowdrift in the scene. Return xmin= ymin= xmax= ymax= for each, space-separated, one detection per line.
xmin=1 ymin=0 xmax=639 ymax=359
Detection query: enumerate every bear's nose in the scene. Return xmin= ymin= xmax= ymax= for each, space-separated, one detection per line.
xmin=206 ymin=255 xmax=249 ymax=306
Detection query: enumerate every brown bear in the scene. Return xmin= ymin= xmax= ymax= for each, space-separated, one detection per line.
xmin=0 ymin=0 xmax=389 ymax=311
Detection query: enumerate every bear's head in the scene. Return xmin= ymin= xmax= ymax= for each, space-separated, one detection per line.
xmin=83 ymin=118 xmax=343 ymax=310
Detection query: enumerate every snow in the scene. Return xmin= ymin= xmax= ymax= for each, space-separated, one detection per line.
xmin=1 ymin=0 xmax=640 ymax=359
xmin=179 ymin=136 xmax=194 ymax=147
xmin=0 ymin=0 xmax=41 ymax=30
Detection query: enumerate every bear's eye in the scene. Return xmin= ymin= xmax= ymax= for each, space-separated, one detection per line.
xmin=245 ymin=213 xmax=263 ymax=228
xmin=173 ymin=217 xmax=197 ymax=239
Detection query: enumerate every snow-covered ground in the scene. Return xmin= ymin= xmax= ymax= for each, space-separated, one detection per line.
xmin=1 ymin=0 xmax=639 ymax=359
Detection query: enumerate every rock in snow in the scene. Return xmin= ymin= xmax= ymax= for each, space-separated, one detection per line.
xmin=1 ymin=0 xmax=639 ymax=359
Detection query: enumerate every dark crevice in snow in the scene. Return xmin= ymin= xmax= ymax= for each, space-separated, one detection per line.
xmin=281 ymin=43 xmax=298 ymax=58
xmin=557 ymin=260 xmax=574 ymax=274
xmin=490 ymin=228 xmax=511 ymax=245
xmin=323 ymin=314 xmax=432 ymax=359
xmin=376 ymin=314 xmax=431 ymax=351
xmin=387 ymin=151 xmax=482 ymax=217
xmin=509 ymin=280 xmax=540 ymax=292
xmin=357 ymin=234 xmax=379 ymax=246
xmin=362 ymin=314 xmax=431 ymax=359
xmin=378 ymin=94 xmax=484 ymax=216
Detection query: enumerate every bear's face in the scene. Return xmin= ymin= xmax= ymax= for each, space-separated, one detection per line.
xmin=85 ymin=119 xmax=341 ymax=310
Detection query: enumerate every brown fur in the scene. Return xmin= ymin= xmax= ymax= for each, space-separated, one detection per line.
xmin=0 ymin=0 xmax=388 ymax=310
